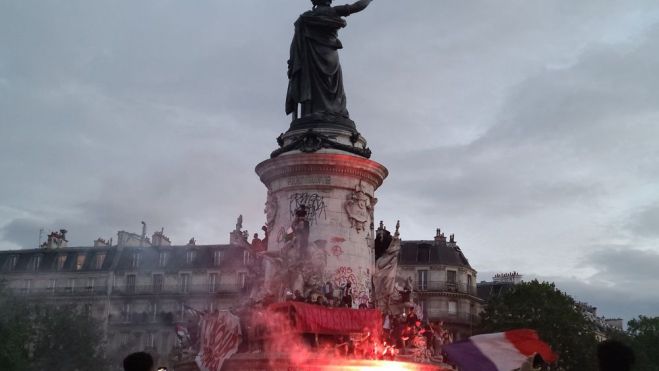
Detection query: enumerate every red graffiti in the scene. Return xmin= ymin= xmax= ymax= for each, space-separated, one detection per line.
xmin=330 ymin=236 xmax=346 ymax=244
xmin=333 ymin=266 xmax=357 ymax=287
xmin=331 ymin=245 xmax=344 ymax=258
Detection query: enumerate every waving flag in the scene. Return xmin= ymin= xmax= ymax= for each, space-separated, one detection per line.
xmin=195 ymin=311 xmax=242 ymax=371
xmin=443 ymin=329 xmax=556 ymax=371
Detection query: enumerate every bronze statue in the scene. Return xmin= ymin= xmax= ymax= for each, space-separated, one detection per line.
xmin=285 ymin=0 xmax=373 ymax=125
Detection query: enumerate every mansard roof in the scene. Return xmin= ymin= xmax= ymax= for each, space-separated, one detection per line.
xmin=398 ymin=239 xmax=473 ymax=269
xmin=0 ymin=247 xmax=117 ymax=273
xmin=113 ymin=244 xmax=243 ymax=272
xmin=0 ymin=244 xmax=245 ymax=274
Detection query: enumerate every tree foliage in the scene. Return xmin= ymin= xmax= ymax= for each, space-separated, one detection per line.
xmin=478 ymin=280 xmax=598 ymax=371
xmin=0 ymin=284 xmax=110 ymax=371
xmin=627 ymin=315 xmax=659 ymax=371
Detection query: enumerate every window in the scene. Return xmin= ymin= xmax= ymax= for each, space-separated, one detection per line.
xmin=208 ymin=273 xmax=218 ymax=293
xmin=161 ymin=332 xmax=170 ymax=353
xmin=5 ymin=255 xmax=18 ymax=271
xmin=467 ymin=274 xmax=473 ymax=293
xmin=213 ymin=250 xmax=222 ymax=266
xmin=57 ymin=255 xmax=67 ymax=270
xmin=49 ymin=279 xmax=56 ymax=294
xmin=66 ymin=278 xmax=75 ymax=293
xmin=150 ymin=301 xmax=159 ymax=322
xmin=131 ymin=252 xmax=141 ymax=269
xmin=146 ymin=332 xmax=156 ymax=348
xmin=243 ymin=251 xmax=252 ymax=265
xmin=87 ymin=278 xmax=95 ymax=293
xmin=22 ymin=279 xmax=32 ymax=294
xmin=31 ymin=255 xmax=42 ymax=271
xmin=120 ymin=332 xmax=129 ymax=346
xmin=238 ymin=272 xmax=246 ymax=290
xmin=152 ymin=274 xmax=163 ymax=293
xmin=417 ymin=245 xmax=430 ymax=263
xmin=159 ymin=252 xmax=168 ymax=267
xmin=180 ymin=274 xmax=190 ymax=293
xmin=122 ymin=302 xmax=131 ymax=322
xmin=95 ymin=253 xmax=106 ymax=270
xmin=447 ymin=270 xmax=457 ymax=283
xmin=75 ymin=254 xmax=86 ymax=270
xmin=418 ymin=299 xmax=426 ymax=317
xmin=186 ymin=250 xmax=196 ymax=264
xmin=448 ymin=300 xmax=457 ymax=315
xmin=417 ymin=270 xmax=428 ymax=291
xmin=126 ymin=274 xmax=136 ymax=293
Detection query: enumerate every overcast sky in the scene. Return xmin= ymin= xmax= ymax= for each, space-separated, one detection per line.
xmin=1 ymin=0 xmax=658 ymax=321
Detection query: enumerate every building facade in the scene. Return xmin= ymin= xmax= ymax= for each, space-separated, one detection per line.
xmin=396 ymin=228 xmax=483 ymax=340
xmin=0 ymin=228 xmax=250 ymax=368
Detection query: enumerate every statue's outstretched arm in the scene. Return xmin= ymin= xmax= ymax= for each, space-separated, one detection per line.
xmin=334 ymin=0 xmax=373 ymax=16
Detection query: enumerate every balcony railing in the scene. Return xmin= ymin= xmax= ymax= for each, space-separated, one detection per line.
xmin=425 ymin=309 xmax=480 ymax=325
xmin=12 ymin=286 xmax=108 ymax=297
xmin=415 ymin=280 xmax=478 ymax=296
xmin=108 ymin=311 xmax=177 ymax=325
xmin=111 ymin=283 xmax=240 ymax=296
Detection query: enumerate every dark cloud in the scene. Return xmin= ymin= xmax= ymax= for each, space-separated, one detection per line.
xmin=1 ymin=0 xmax=659 ymax=319
xmin=587 ymin=247 xmax=659 ymax=284
xmin=1 ymin=218 xmax=47 ymax=249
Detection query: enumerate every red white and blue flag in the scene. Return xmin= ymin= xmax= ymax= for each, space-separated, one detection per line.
xmin=443 ymin=329 xmax=557 ymax=371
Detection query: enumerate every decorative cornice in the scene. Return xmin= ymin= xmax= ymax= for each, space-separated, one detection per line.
xmin=271 ymin=129 xmax=371 ymax=159
xmin=255 ymin=153 xmax=388 ymax=189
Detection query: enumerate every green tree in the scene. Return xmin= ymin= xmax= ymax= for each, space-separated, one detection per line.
xmin=478 ymin=280 xmax=599 ymax=371
xmin=0 ymin=293 xmax=31 ymax=370
xmin=0 ymin=283 xmax=110 ymax=371
xmin=627 ymin=315 xmax=659 ymax=371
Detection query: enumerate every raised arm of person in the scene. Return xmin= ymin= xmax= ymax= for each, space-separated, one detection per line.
xmin=334 ymin=0 xmax=373 ymax=17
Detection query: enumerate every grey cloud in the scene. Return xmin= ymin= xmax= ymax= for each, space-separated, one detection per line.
xmin=546 ymin=276 xmax=659 ymax=321
xmin=626 ymin=203 xmax=659 ymax=238
xmin=379 ymin=21 xmax=659 ymax=221
xmin=1 ymin=218 xmax=47 ymax=249
xmin=586 ymin=247 xmax=659 ymax=284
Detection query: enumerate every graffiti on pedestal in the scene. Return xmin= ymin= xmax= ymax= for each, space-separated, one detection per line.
xmin=289 ymin=193 xmax=327 ymax=225
xmin=330 ymin=236 xmax=345 ymax=259
xmin=329 ymin=266 xmax=371 ymax=305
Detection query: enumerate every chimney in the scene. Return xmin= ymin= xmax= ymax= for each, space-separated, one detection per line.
xmin=434 ymin=228 xmax=445 ymax=242
xmin=152 ymin=228 xmax=171 ymax=247
xmin=140 ymin=221 xmax=147 ymax=247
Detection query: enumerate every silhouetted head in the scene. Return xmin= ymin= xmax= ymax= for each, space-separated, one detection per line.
xmin=597 ymin=340 xmax=635 ymax=371
xmin=311 ymin=0 xmax=332 ymax=6
xmin=123 ymin=352 xmax=154 ymax=371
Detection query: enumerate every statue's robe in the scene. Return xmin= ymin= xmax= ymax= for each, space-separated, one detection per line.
xmin=286 ymin=8 xmax=350 ymax=118
xmin=373 ymin=237 xmax=401 ymax=313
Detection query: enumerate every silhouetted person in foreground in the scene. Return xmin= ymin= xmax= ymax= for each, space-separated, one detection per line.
xmin=123 ymin=352 xmax=154 ymax=371
xmin=598 ymin=340 xmax=635 ymax=371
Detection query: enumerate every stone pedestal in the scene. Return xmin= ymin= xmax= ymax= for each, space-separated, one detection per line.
xmin=255 ymin=152 xmax=387 ymax=305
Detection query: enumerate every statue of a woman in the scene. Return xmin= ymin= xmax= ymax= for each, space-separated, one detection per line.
xmin=285 ymin=0 xmax=373 ymax=124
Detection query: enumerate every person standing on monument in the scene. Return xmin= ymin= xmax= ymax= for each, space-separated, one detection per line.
xmin=286 ymin=0 xmax=374 ymax=121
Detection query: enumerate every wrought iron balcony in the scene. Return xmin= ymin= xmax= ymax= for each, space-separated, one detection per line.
xmin=108 ymin=311 xmax=177 ymax=325
xmin=12 ymin=286 xmax=109 ymax=297
xmin=415 ymin=280 xmax=478 ymax=296
xmin=425 ymin=309 xmax=480 ymax=325
xmin=111 ymin=283 xmax=240 ymax=296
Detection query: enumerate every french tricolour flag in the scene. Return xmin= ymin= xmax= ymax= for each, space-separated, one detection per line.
xmin=443 ymin=329 xmax=557 ymax=371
